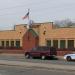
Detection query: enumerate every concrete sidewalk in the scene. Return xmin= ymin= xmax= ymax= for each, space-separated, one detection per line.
xmin=0 ymin=60 xmax=75 ymax=71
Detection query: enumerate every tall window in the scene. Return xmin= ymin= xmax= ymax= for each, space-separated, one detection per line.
xmin=11 ymin=41 xmax=14 ymax=47
xmin=1 ymin=41 xmax=4 ymax=47
xmin=16 ymin=41 xmax=20 ymax=48
xmin=68 ymin=40 xmax=74 ymax=49
xmin=60 ymin=40 xmax=65 ymax=49
xmin=6 ymin=41 xmax=9 ymax=47
xmin=47 ymin=40 xmax=51 ymax=47
xmin=53 ymin=40 xmax=58 ymax=48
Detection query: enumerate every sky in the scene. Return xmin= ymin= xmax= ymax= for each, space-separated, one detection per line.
xmin=0 ymin=0 xmax=75 ymax=30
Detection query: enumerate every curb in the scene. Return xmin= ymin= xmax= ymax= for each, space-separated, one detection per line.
xmin=0 ymin=60 xmax=75 ymax=72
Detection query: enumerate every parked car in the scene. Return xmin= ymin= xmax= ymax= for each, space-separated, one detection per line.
xmin=24 ymin=46 xmax=56 ymax=60
xmin=64 ymin=53 xmax=75 ymax=61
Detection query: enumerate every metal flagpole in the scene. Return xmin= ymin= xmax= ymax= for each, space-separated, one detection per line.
xmin=27 ymin=9 xmax=30 ymax=29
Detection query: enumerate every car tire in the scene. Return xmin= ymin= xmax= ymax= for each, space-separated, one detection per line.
xmin=25 ymin=53 xmax=30 ymax=59
xmin=41 ymin=55 xmax=45 ymax=60
xmin=66 ymin=56 xmax=71 ymax=61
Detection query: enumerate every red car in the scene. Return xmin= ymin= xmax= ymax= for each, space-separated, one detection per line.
xmin=25 ymin=46 xmax=56 ymax=60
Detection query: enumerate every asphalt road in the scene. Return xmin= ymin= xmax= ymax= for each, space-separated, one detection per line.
xmin=0 ymin=65 xmax=74 ymax=75
xmin=0 ymin=54 xmax=75 ymax=66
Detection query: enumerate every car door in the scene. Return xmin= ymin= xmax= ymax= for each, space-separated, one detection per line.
xmin=71 ymin=54 xmax=75 ymax=59
xmin=30 ymin=47 xmax=40 ymax=57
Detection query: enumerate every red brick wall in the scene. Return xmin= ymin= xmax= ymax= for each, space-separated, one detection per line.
xmin=56 ymin=49 xmax=75 ymax=56
xmin=0 ymin=49 xmax=24 ymax=54
xmin=22 ymin=30 xmax=39 ymax=52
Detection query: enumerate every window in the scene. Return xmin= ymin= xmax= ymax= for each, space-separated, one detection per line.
xmin=53 ymin=40 xmax=58 ymax=48
xmin=11 ymin=41 xmax=14 ymax=47
xmin=1 ymin=41 xmax=4 ymax=47
xmin=32 ymin=47 xmax=37 ymax=51
xmin=16 ymin=41 xmax=20 ymax=48
xmin=32 ymin=46 xmax=49 ymax=51
xmin=6 ymin=41 xmax=9 ymax=47
xmin=47 ymin=40 xmax=51 ymax=47
xmin=68 ymin=40 xmax=74 ymax=49
xmin=60 ymin=40 xmax=65 ymax=49
xmin=42 ymin=47 xmax=49 ymax=51
xmin=43 ymin=31 xmax=46 ymax=35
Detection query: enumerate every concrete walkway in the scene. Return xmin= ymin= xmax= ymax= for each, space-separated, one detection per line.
xmin=0 ymin=60 xmax=75 ymax=71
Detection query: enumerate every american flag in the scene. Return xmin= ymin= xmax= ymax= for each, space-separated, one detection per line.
xmin=22 ymin=11 xmax=29 ymax=20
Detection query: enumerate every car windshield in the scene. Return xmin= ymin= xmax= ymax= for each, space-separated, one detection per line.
xmin=32 ymin=46 xmax=50 ymax=51
xmin=32 ymin=47 xmax=37 ymax=51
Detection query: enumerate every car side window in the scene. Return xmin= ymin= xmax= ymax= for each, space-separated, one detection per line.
xmin=38 ymin=47 xmax=49 ymax=51
xmin=32 ymin=47 xmax=37 ymax=51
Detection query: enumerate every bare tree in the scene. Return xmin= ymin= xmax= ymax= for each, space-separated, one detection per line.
xmin=54 ymin=19 xmax=74 ymax=27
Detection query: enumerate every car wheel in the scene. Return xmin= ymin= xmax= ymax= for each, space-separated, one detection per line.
xmin=25 ymin=53 xmax=30 ymax=59
xmin=41 ymin=55 xmax=45 ymax=60
xmin=66 ymin=56 xmax=71 ymax=61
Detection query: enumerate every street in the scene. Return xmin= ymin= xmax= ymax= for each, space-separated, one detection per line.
xmin=0 ymin=65 xmax=74 ymax=75
xmin=0 ymin=54 xmax=74 ymax=75
xmin=0 ymin=54 xmax=75 ymax=66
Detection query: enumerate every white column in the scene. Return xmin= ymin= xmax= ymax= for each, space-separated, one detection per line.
xmin=58 ymin=40 xmax=60 ymax=48
xmin=65 ymin=40 xmax=68 ymax=48
xmin=51 ymin=39 xmax=53 ymax=47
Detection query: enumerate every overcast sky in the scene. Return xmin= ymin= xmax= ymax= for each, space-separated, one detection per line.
xmin=0 ymin=0 xmax=75 ymax=30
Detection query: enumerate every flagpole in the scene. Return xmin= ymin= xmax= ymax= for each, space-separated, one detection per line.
xmin=27 ymin=9 xmax=30 ymax=29
xmin=28 ymin=9 xmax=30 ymax=21
xmin=22 ymin=9 xmax=30 ymax=29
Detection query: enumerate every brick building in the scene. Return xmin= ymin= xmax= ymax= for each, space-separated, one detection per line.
xmin=0 ymin=22 xmax=75 ymax=55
